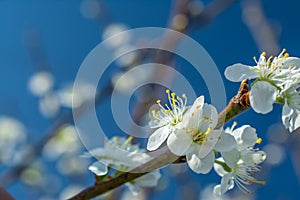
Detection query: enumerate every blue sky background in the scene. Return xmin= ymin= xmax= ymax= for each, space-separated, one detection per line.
xmin=1 ymin=0 xmax=300 ymax=199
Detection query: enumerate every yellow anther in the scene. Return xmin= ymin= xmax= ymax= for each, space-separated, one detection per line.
xmin=171 ymin=93 xmax=175 ymax=97
xmin=262 ymin=51 xmax=267 ymax=56
xmin=233 ymin=121 xmax=237 ymax=126
xmin=153 ymin=120 xmax=158 ymax=123
xmin=165 ymin=110 xmax=171 ymax=114
xmin=256 ymin=138 xmax=262 ymax=144
xmin=182 ymin=93 xmax=186 ymax=98
xmin=127 ymin=136 xmax=133 ymax=142
xmin=204 ymin=116 xmax=209 ymax=120
xmin=267 ymin=56 xmax=273 ymax=64
xmin=113 ymin=136 xmax=120 ymax=141
xmin=284 ymin=53 xmax=289 ymax=58
xmin=205 ymin=127 xmax=212 ymax=135
xmin=151 ymin=110 xmax=155 ymax=114
xmin=156 ymin=100 xmax=161 ymax=104
xmin=251 ymin=179 xmax=266 ymax=185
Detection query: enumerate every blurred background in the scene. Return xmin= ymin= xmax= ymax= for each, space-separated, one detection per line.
xmin=1 ymin=0 xmax=300 ymax=199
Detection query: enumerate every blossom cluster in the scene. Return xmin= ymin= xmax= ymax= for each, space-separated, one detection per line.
xmin=146 ymin=91 xmax=266 ymax=195
xmin=83 ymin=49 xmax=300 ymax=197
xmin=225 ymin=49 xmax=300 ymax=132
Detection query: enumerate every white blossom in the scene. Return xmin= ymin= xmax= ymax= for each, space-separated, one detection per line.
xmin=225 ymin=49 xmax=300 ymax=114
xmin=147 ymin=90 xmax=187 ymax=151
xmin=280 ymin=82 xmax=300 ymax=132
xmin=0 ymin=116 xmax=26 ymax=164
xmin=213 ymin=124 xmax=266 ymax=195
xmin=167 ymin=96 xmax=222 ymax=174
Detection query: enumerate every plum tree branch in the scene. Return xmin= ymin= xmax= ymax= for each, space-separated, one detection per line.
xmin=69 ymin=80 xmax=251 ymax=200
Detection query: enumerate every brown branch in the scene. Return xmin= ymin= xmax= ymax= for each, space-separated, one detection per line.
xmin=68 ymin=80 xmax=250 ymax=200
xmin=0 ymin=187 xmax=15 ymax=200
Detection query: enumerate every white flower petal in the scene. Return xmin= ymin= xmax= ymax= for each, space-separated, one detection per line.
xmin=225 ymin=63 xmax=258 ymax=82
xmin=282 ymin=102 xmax=293 ymax=129
xmin=199 ymin=103 xmax=219 ymax=131
xmin=147 ymin=126 xmax=170 ymax=151
xmin=184 ymin=96 xmax=205 ymax=129
xmin=187 ymin=151 xmax=214 ymax=174
xmin=191 ymin=96 xmax=205 ymax=110
xmin=213 ymin=184 xmax=222 ymax=196
xmin=148 ymin=119 xmax=166 ymax=128
xmin=88 ymin=161 xmax=108 ymax=176
xmin=81 ymin=147 xmax=106 ymax=158
xmin=219 ymin=173 xmax=234 ymax=195
xmin=198 ymin=130 xmax=221 ymax=158
xmin=240 ymin=126 xmax=258 ymax=147
xmin=282 ymin=57 xmax=300 ymax=69
xmin=214 ymin=132 xmax=236 ymax=152
xmin=282 ymin=103 xmax=300 ymax=132
xmin=167 ymin=130 xmax=192 ymax=156
xmin=293 ymin=113 xmax=300 ymax=132
xmin=232 ymin=125 xmax=258 ymax=150
xmin=250 ymin=81 xmax=277 ymax=114
xmin=221 ymin=148 xmax=240 ymax=168
xmin=241 ymin=150 xmax=266 ymax=165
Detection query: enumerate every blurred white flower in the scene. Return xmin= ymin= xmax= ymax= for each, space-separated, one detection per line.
xmin=0 ymin=116 xmax=26 ymax=164
xmin=57 ymin=154 xmax=89 ymax=175
xmin=167 ymin=96 xmax=221 ymax=174
xmin=112 ymin=66 xmax=154 ymax=93
xmin=28 ymin=71 xmax=54 ymax=97
xmin=102 ymin=23 xmax=130 ymax=48
xmin=43 ymin=125 xmax=81 ymax=159
xmin=85 ymin=136 xmax=161 ymax=195
xmin=20 ymin=161 xmax=44 ymax=186
xmin=147 ymin=90 xmax=187 ymax=151
xmin=84 ymin=137 xmax=143 ymax=174
xmin=58 ymin=82 xmax=94 ymax=108
xmin=39 ymin=92 xmax=60 ymax=117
